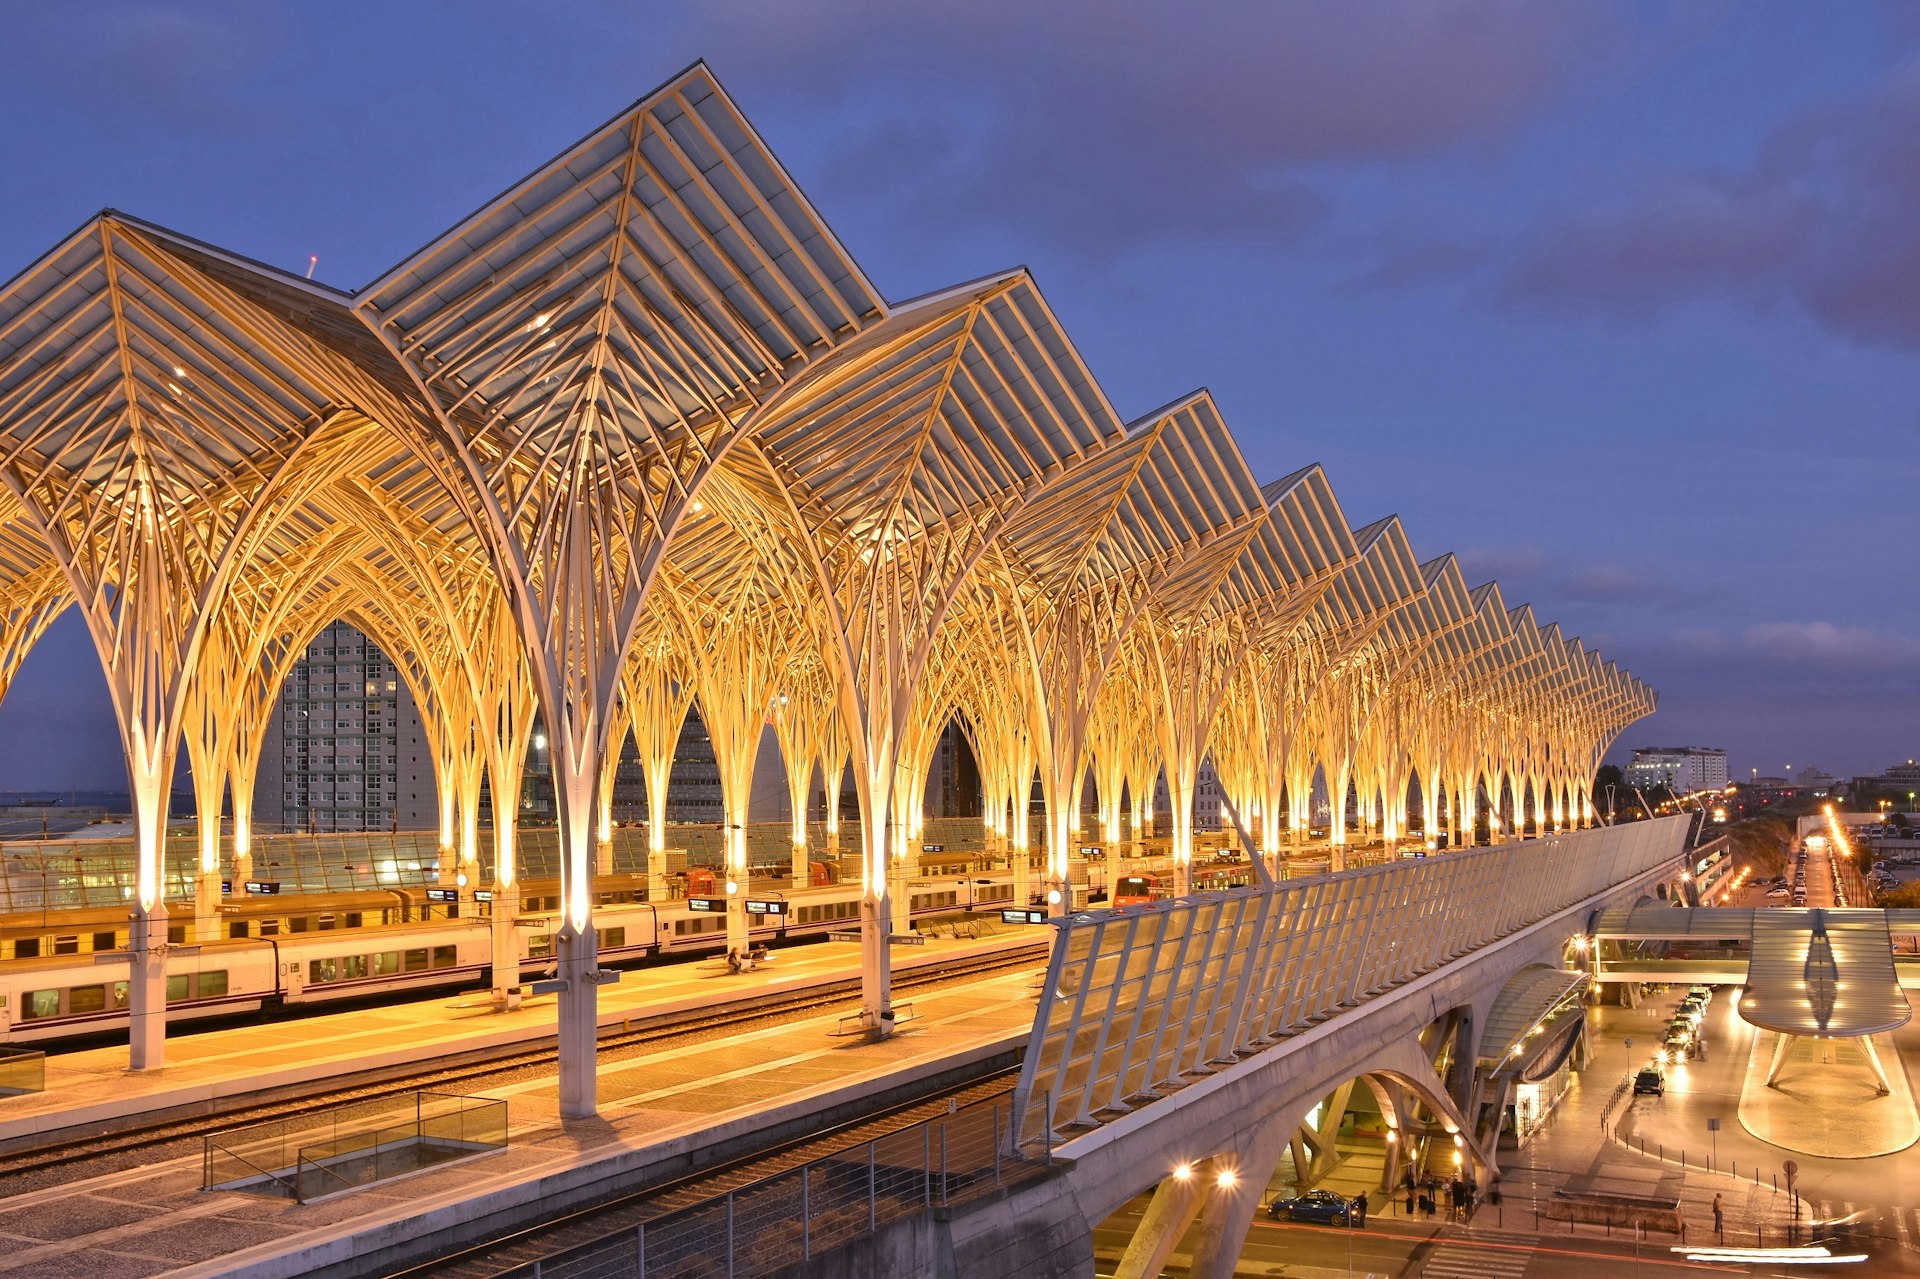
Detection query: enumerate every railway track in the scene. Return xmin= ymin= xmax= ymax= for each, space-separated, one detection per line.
xmin=0 ymin=941 xmax=1043 ymax=1187
xmin=388 ymin=1071 xmax=1023 ymax=1279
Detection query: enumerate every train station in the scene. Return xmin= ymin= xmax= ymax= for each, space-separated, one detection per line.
xmin=0 ymin=59 xmax=1678 ymax=1279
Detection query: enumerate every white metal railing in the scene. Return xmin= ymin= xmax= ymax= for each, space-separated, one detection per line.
xmin=1011 ymin=817 xmax=1689 ymax=1148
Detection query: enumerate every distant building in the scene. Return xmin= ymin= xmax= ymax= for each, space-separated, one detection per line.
xmin=259 ymin=623 xmax=729 ymax=835
xmin=1798 ymin=767 xmax=1841 ymax=796
xmin=259 ymin=624 xmax=995 ymax=838
xmin=1849 ymin=759 xmax=1920 ymax=810
xmin=1626 ymin=747 xmax=1728 ymax=795
xmin=255 ymin=621 xmax=438 ymax=833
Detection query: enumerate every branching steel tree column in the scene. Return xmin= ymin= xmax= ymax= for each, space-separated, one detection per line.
xmin=622 ymin=628 xmax=693 ymax=891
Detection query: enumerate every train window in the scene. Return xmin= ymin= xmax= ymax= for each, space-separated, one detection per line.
xmin=199 ymin=971 xmax=228 ymax=998
xmin=432 ymin=945 xmax=456 ymax=969
xmin=530 ymin=934 xmax=553 ymax=958
xmin=340 ymin=955 xmax=368 ymax=981
xmin=53 ymin=935 xmax=79 ymax=956
xmin=14 ymin=938 xmax=38 ymax=959
xmin=168 ymin=925 xmax=186 ymax=945
xmin=310 ymin=958 xmax=337 ymax=984
xmin=94 ymin=931 xmax=117 ymax=951
xmin=166 ymin=975 xmax=189 ymax=1001
xmin=229 ymin=922 xmax=249 ymax=939
xmin=289 ymin=918 xmax=309 ymax=934
xmin=603 ymin=928 xmax=625 ymax=948
xmin=259 ymin=919 xmax=280 ymax=936
xmin=373 ymin=952 xmax=401 ymax=976
xmin=318 ymin=914 xmax=337 ymax=931
xmin=345 ymin=913 xmax=363 ymax=929
xmin=68 ymin=985 xmax=106 ymax=1014
xmin=404 ymin=948 xmax=429 ymax=972
xmin=112 ymin=982 xmax=128 ymax=1010
xmin=21 ymin=990 xmax=57 ymax=1020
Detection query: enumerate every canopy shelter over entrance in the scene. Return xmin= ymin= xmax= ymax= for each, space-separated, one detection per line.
xmin=0 ymin=60 xmax=1658 ymax=1117
xmin=1477 ymin=964 xmax=1589 ymax=1068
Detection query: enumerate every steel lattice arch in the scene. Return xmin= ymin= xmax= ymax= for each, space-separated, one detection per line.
xmin=0 ymin=63 xmax=1654 ymax=1115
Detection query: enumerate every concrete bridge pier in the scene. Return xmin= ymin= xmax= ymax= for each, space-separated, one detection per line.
xmin=1111 ymin=1162 xmax=1203 ymax=1279
xmin=1181 ymin=1121 xmax=1295 ymax=1279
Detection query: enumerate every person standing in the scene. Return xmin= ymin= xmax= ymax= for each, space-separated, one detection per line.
xmin=1353 ymin=1192 xmax=1369 ymax=1227
xmin=1713 ymin=1192 xmax=1724 ymax=1237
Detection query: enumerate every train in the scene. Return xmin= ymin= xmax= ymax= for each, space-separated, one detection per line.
xmin=0 ymin=857 xmax=932 ymax=963
xmin=0 ymin=872 xmax=1019 ymax=1048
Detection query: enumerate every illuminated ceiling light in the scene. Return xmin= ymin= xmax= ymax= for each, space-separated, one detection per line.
xmin=1216 ymin=1168 xmax=1238 ymax=1189
xmin=1172 ymin=1162 xmax=1192 ymax=1182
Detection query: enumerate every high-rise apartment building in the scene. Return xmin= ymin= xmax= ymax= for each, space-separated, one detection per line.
xmin=254 ymin=622 xmax=438 ymax=833
xmin=257 ymin=625 xmax=997 ymax=837
xmin=1625 ymin=746 xmax=1729 ymax=795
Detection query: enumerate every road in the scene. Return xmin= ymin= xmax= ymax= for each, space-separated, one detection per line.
xmin=1094 ymin=1195 xmax=1772 ymax=1276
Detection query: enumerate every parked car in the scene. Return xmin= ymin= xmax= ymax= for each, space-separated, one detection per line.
xmin=1267 ymin=1189 xmax=1357 ymax=1225
xmin=1634 ymin=1066 xmax=1665 ymax=1096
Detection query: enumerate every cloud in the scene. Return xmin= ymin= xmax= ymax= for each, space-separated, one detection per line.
xmin=1499 ymin=178 xmax=1816 ymax=317
xmin=1454 ymin=544 xmax=1548 ymax=582
xmin=684 ymin=1 xmax=1689 ymax=260
xmin=10 ymin=2 xmax=289 ymax=137
xmin=1428 ymin=53 xmax=1920 ymax=347
xmin=1675 ymin=621 xmax=1920 ymax=671
xmin=1343 ymin=239 xmax=1492 ymax=293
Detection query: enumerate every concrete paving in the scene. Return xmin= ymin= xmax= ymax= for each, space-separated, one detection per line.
xmin=1740 ymin=1027 xmax=1920 ymax=1157
xmin=0 ymin=937 xmax=1049 ymax=1278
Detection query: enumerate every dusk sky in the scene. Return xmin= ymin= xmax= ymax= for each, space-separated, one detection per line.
xmin=0 ymin=2 xmax=1914 ymax=790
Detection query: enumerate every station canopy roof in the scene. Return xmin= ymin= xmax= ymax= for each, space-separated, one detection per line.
xmin=0 ymin=61 xmax=1656 ymax=750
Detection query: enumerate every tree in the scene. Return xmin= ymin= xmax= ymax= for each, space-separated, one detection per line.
xmin=1879 ymin=881 xmax=1920 ymax=909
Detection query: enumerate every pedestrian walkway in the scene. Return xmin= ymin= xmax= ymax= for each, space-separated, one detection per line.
xmin=0 ymin=955 xmax=1045 ymax=1278
xmin=0 ymin=929 xmax=1045 ymax=1146
xmin=1512 ymin=1000 xmax=1807 ymax=1247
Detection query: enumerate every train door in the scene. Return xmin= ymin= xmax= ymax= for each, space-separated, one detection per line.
xmin=283 ymin=958 xmax=304 ymax=999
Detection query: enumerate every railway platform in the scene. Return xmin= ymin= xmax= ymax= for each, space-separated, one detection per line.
xmin=0 ymin=933 xmax=1046 ymax=1278
xmin=0 ymin=927 xmax=1045 ymax=1150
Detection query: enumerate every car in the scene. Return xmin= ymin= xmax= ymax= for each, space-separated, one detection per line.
xmin=1267 ymin=1189 xmax=1357 ymax=1225
xmin=1767 ymin=887 xmax=1790 ymax=898
xmin=1634 ymin=1066 xmax=1665 ymax=1096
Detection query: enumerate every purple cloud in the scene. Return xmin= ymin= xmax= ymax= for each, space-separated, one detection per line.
xmin=1500 ymin=178 xmax=1815 ymax=317
xmin=684 ymin=1 xmax=1689 ymax=259
xmin=1480 ymin=54 xmax=1920 ymax=347
xmin=1676 ymin=621 xmax=1920 ymax=671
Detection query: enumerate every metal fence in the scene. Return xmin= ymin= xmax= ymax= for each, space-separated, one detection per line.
xmin=500 ymin=1092 xmax=1049 ymax=1279
xmin=204 ymin=1090 xmax=507 ymax=1201
xmin=1011 ymin=817 xmax=1689 ymax=1149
